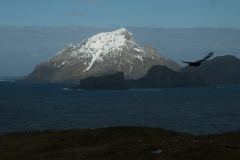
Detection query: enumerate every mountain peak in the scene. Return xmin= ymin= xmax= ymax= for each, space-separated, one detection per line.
xmin=115 ymin=28 xmax=130 ymax=34
xmin=76 ymin=28 xmax=139 ymax=72
xmin=114 ymin=28 xmax=133 ymax=40
xmin=20 ymin=28 xmax=181 ymax=82
xmin=80 ymin=28 xmax=135 ymax=51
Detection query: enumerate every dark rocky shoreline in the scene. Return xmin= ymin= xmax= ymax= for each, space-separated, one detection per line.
xmin=1 ymin=126 xmax=239 ymax=160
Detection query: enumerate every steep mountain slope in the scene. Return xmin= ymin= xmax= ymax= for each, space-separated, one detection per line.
xmin=20 ymin=28 xmax=181 ymax=82
xmin=179 ymin=55 xmax=240 ymax=84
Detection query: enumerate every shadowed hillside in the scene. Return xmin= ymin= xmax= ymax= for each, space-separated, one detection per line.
xmin=179 ymin=55 xmax=240 ymax=84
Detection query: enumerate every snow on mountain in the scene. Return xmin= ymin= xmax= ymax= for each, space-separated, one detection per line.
xmin=52 ymin=28 xmax=147 ymax=71
xmin=20 ymin=28 xmax=181 ymax=82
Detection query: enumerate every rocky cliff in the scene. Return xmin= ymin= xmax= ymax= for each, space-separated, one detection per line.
xmin=75 ymin=65 xmax=208 ymax=90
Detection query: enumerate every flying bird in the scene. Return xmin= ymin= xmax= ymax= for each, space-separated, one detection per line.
xmin=181 ymin=52 xmax=214 ymax=67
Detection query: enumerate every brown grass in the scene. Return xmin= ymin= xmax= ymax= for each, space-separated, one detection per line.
xmin=0 ymin=126 xmax=240 ymax=160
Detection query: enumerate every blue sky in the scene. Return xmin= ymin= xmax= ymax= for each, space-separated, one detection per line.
xmin=0 ymin=0 xmax=240 ymax=28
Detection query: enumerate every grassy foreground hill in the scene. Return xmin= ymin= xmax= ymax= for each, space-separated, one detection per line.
xmin=0 ymin=126 xmax=240 ymax=160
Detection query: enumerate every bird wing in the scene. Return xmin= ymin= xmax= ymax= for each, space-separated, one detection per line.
xmin=180 ymin=60 xmax=191 ymax=64
xmin=181 ymin=52 xmax=213 ymax=65
xmin=199 ymin=52 xmax=213 ymax=62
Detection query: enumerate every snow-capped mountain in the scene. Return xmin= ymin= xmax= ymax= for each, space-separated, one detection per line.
xmin=21 ymin=28 xmax=181 ymax=82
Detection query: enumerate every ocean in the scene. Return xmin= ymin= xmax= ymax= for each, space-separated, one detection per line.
xmin=0 ymin=78 xmax=240 ymax=135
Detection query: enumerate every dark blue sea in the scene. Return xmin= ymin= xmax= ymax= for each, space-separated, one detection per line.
xmin=1 ymin=77 xmax=240 ymax=135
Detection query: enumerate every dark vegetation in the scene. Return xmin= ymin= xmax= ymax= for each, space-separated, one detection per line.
xmin=1 ymin=126 xmax=240 ymax=160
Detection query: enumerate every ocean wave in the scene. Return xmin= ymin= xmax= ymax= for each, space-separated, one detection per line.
xmin=62 ymin=88 xmax=82 ymax=91
xmin=0 ymin=79 xmax=15 ymax=82
xmin=128 ymin=88 xmax=164 ymax=92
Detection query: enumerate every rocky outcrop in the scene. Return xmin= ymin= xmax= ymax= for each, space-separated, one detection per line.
xmin=75 ymin=65 xmax=208 ymax=90
xmin=74 ymin=72 xmax=129 ymax=90
xmin=128 ymin=65 xmax=208 ymax=88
